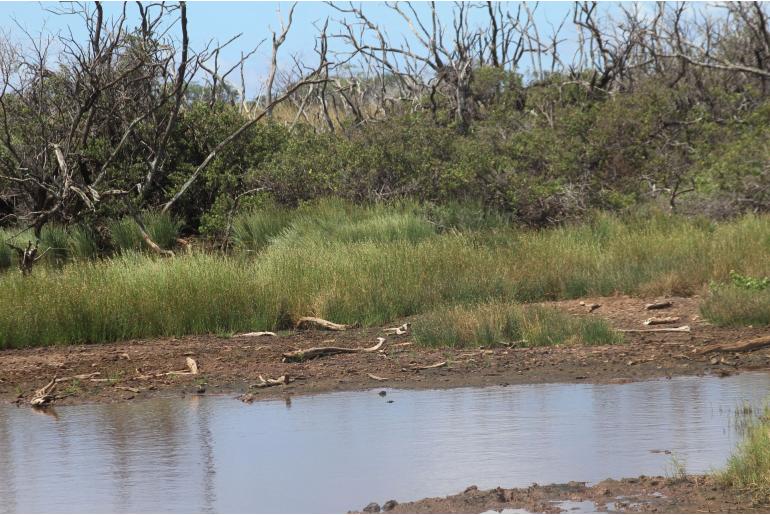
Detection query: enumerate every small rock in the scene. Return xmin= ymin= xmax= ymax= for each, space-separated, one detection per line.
xmin=378 ymin=390 xmax=387 ymax=397
xmin=387 ymin=400 xmax=394 ymax=403
xmin=382 ymin=500 xmax=398 ymax=512
xmin=709 ymin=357 xmax=719 ymax=365
xmin=363 ymin=502 xmax=380 ymax=513
xmin=196 ymin=384 xmax=207 ymax=394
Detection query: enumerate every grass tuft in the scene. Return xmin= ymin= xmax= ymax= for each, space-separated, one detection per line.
xmin=701 ymin=286 xmax=770 ymax=327
xmin=412 ymin=302 xmax=622 ymax=348
xmin=721 ymin=407 xmax=770 ymax=500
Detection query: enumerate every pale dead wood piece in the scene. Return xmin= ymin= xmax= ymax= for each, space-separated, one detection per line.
xmin=186 ymin=357 xmax=199 ymax=375
xmin=696 ymin=336 xmax=770 ymax=355
xmin=250 ymin=374 xmax=291 ymax=388
xmin=282 ymin=338 xmax=385 ymax=362
xmin=644 ymin=316 xmax=681 ymax=326
xmin=645 ymin=301 xmax=673 ymax=310
xmin=367 ymin=373 xmax=388 ymax=381
xmin=30 ymin=377 xmax=57 ymax=407
xmin=411 ymin=361 xmax=447 ymax=371
xmin=384 ymin=323 xmax=410 ymax=335
xmin=295 ymin=317 xmax=350 ymax=331
xmin=619 ymin=325 xmax=691 ymax=333
xmin=55 ymin=372 xmax=100 ymax=383
xmin=393 ymin=342 xmax=413 ymax=347
xmin=238 ymin=331 xmax=278 ymax=337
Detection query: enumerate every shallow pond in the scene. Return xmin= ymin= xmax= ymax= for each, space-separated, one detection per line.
xmin=1 ymin=373 xmax=769 ymax=513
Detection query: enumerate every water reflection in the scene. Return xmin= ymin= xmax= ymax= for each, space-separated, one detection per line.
xmin=0 ymin=373 xmax=769 ymax=513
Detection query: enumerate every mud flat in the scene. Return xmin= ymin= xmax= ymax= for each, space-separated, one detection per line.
xmin=2 ymin=296 xmax=770 ymax=407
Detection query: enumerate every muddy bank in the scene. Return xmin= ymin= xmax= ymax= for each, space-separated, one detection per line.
xmin=2 ymin=295 xmax=770 ymax=406
xmin=377 ymin=475 xmax=768 ymax=513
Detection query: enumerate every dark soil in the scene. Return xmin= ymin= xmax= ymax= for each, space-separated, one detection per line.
xmin=377 ymin=475 xmax=769 ymax=513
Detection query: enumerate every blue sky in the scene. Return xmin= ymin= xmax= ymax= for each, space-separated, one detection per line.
xmin=0 ymin=2 xmax=626 ymax=93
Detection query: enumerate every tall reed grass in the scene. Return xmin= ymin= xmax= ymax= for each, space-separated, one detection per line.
xmin=721 ymin=406 xmax=770 ymax=500
xmin=412 ymin=302 xmax=621 ymax=348
xmin=1 ymin=206 xmax=770 ymax=348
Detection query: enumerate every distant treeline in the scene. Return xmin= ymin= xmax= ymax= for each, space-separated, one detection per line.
xmin=1 ymin=2 xmax=770 ymax=250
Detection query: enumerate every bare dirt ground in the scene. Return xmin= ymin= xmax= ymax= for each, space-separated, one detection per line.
xmin=3 ymin=295 xmax=770 ymax=513
xmin=379 ymin=475 xmax=768 ymax=513
xmin=2 ymin=295 xmax=770 ymax=406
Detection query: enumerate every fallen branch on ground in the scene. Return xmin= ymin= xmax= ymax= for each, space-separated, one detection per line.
xmin=186 ymin=357 xmax=199 ymax=375
xmin=250 ymin=374 xmax=291 ymax=388
xmin=30 ymin=377 xmax=57 ymax=407
xmin=696 ymin=336 xmax=770 ymax=355
xmin=237 ymin=331 xmax=278 ymax=337
xmin=385 ymin=323 xmax=410 ymax=335
xmin=295 ymin=317 xmax=351 ymax=331
xmin=282 ymin=337 xmax=385 ymax=362
xmin=367 ymin=373 xmax=388 ymax=381
xmin=411 ymin=361 xmax=447 ymax=371
xmin=579 ymin=301 xmax=601 ymax=312
xmin=619 ymin=325 xmax=690 ymax=333
xmin=55 ymin=372 xmax=101 ymax=383
xmin=643 ymin=316 xmax=681 ymax=325
xmin=645 ymin=301 xmax=673 ymax=310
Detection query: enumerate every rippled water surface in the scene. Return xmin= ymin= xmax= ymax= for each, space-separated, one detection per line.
xmin=1 ymin=373 xmax=769 ymax=513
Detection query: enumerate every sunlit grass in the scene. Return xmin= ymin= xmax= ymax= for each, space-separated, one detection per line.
xmin=721 ymin=406 xmax=770 ymax=501
xmin=1 ymin=206 xmax=770 ymax=348
xmin=412 ymin=301 xmax=622 ymax=348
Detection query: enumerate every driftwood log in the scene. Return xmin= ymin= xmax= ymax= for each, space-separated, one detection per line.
xmin=697 ymin=336 xmax=770 ymax=355
xmin=238 ymin=331 xmax=278 ymax=337
xmin=30 ymin=377 xmax=57 ymax=407
xmin=645 ymin=301 xmax=673 ymax=310
xmin=185 ymin=357 xmax=199 ymax=375
xmin=295 ymin=317 xmax=351 ymax=331
xmin=619 ymin=325 xmax=691 ymax=333
xmin=384 ymin=323 xmax=410 ymax=335
xmin=282 ymin=338 xmax=385 ymax=362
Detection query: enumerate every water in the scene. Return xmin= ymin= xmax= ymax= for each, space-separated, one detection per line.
xmin=1 ymin=373 xmax=769 ymax=513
